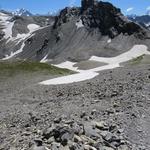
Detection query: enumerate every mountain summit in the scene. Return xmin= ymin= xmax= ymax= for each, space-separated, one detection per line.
xmin=55 ymin=0 xmax=146 ymax=38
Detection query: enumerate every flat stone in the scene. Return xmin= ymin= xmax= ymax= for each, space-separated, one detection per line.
xmin=74 ymin=135 xmax=83 ymax=143
xmin=84 ymin=144 xmax=97 ymax=150
xmin=101 ymin=146 xmax=114 ymax=150
xmin=94 ymin=121 xmax=109 ymax=130
xmin=80 ymin=135 xmax=96 ymax=145
xmin=51 ymin=142 xmax=63 ymax=150
xmin=42 ymin=126 xmax=55 ymax=139
xmin=118 ymin=145 xmax=130 ymax=150
xmin=100 ymin=131 xmax=113 ymax=142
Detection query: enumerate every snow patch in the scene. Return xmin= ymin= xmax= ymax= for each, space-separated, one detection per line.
xmin=107 ymin=39 xmax=111 ymax=43
xmin=76 ymin=19 xmax=84 ymax=29
xmin=89 ymin=45 xmax=150 ymax=64
xmin=27 ymin=24 xmax=40 ymax=32
xmin=89 ymin=64 xmax=120 ymax=72
xmin=40 ymin=55 xmax=48 ymax=63
xmin=40 ymin=71 xmax=99 ymax=85
xmin=3 ymin=21 xmax=14 ymax=39
xmin=40 ymin=45 xmax=150 ymax=85
xmin=145 ymin=22 xmax=150 ymax=27
xmin=0 ymin=12 xmax=15 ymax=39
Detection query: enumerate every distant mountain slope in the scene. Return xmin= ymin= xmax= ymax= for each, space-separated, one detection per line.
xmin=128 ymin=15 xmax=150 ymax=30
xmin=12 ymin=8 xmax=33 ymax=17
xmin=0 ymin=10 xmax=55 ymax=59
xmin=0 ymin=0 xmax=150 ymax=63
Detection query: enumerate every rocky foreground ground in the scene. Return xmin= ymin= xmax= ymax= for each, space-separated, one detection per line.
xmin=1 ymin=64 xmax=150 ymax=150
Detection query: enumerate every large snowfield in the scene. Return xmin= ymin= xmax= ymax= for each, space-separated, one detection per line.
xmin=40 ymin=45 xmax=150 ymax=85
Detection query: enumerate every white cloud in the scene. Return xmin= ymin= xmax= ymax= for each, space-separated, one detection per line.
xmin=126 ymin=7 xmax=134 ymax=12
xmin=146 ymin=6 xmax=150 ymax=11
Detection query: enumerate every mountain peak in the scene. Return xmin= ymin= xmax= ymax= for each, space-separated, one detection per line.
xmin=12 ymin=8 xmax=33 ymax=16
xmin=54 ymin=0 xmax=146 ymax=39
xmin=81 ymin=0 xmax=98 ymax=10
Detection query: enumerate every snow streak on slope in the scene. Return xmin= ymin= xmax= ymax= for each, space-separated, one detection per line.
xmin=0 ymin=13 xmax=41 ymax=60
xmin=76 ymin=19 xmax=84 ymax=29
xmin=3 ymin=42 xmax=25 ymax=60
xmin=40 ymin=54 xmax=49 ymax=63
xmin=40 ymin=45 xmax=150 ymax=85
xmin=2 ymin=34 xmax=35 ymax=60
xmin=2 ymin=23 xmax=41 ymax=60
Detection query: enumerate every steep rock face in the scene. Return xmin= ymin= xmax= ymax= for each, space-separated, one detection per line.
xmin=81 ymin=0 xmax=146 ymax=38
xmin=54 ymin=7 xmax=80 ymax=28
xmin=54 ymin=0 xmax=146 ymax=38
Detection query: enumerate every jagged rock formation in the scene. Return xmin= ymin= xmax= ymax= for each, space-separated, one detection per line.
xmin=81 ymin=0 xmax=146 ymax=38
xmin=54 ymin=0 xmax=146 ymax=38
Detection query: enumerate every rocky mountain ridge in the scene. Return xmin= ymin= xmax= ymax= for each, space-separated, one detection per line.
xmin=55 ymin=0 xmax=146 ymax=38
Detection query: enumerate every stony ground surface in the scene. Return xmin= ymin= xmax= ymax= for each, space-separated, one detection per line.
xmin=1 ymin=64 xmax=150 ymax=150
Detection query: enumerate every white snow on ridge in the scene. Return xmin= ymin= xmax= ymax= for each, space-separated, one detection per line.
xmin=0 ymin=12 xmax=15 ymax=39
xmin=3 ymin=42 xmax=25 ymax=60
xmin=3 ymin=21 xmax=14 ymax=39
xmin=76 ymin=19 xmax=84 ymax=29
xmin=40 ymin=45 xmax=150 ymax=85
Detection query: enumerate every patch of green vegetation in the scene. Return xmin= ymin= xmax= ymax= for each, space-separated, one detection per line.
xmin=128 ymin=54 xmax=145 ymax=65
xmin=0 ymin=61 xmax=74 ymax=77
xmin=74 ymin=60 xmax=107 ymax=70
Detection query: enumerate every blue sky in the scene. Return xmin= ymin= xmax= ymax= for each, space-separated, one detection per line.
xmin=0 ymin=0 xmax=150 ymax=15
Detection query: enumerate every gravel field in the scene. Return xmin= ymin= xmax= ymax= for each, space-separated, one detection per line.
xmin=1 ymin=64 xmax=150 ymax=149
